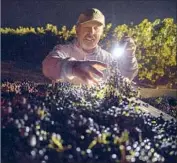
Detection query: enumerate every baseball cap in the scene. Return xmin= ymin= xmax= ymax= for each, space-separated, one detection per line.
xmin=77 ymin=8 xmax=105 ymax=26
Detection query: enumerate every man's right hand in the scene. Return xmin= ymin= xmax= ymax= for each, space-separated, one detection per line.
xmin=71 ymin=60 xmax=107 ymax=85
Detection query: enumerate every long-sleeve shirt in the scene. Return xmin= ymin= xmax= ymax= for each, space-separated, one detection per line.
xmin=42 ymin=40 xmax=138 ymax=84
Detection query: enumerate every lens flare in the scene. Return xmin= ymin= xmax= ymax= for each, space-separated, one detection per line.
xmin=112 ymin=47 xmax=124 ymax=58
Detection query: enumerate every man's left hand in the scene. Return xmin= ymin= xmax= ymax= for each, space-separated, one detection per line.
xmin=123 ymin=36 xmax=136 ymax=56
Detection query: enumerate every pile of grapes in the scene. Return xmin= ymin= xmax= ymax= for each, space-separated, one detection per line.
xmin=1 ymin=71 xmax=177 ymax=163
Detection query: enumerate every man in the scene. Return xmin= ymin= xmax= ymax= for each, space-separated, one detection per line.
xmin=42 ymin=8 xmax=138 ymax=85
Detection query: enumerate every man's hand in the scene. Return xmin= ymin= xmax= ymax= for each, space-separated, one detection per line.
xmin=71 ymin=60 xmax=107 ymax=85
xmin=122 ymin=36 xmax=136 ymax=56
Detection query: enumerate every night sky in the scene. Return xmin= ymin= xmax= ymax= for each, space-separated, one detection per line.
xmin=1 ymin=0 xmax=176 ymax=28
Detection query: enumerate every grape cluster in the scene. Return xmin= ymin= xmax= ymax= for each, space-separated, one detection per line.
xmin=1 ymin=71 xmax=177 ymax=163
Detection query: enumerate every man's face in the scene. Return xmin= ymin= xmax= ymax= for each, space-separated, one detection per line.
xmin=76 ymin=22 xmax=104 ymax=51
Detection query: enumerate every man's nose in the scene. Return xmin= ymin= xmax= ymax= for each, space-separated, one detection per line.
xmin=88 ymin=27 xmax=96 ymax=34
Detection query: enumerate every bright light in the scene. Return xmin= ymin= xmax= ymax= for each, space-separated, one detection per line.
xmin=112 ymin=47 xmax=125 ymax=58
xmin=112 ymin=42 xmax=127 ymax=59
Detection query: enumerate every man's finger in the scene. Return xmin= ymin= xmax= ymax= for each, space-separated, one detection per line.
xmin=92 ymin=64 xmax=107 ymax=71
xmin=126 ymin=43 xmax=136 ymax=51
xmin=88 ymin=65 xmax=104 ymax=78
xmin=87 ymin=60 xmax=107 ymax=70
xmin=79 ymin=72 xmax=90 ymax=84
xmin=80 ymin=72 xmax=98 ymax=85
xmin=87 ymin=72 xmax=99 ymax=85
xmin=83 ymin=71 xmax=98 ymax=85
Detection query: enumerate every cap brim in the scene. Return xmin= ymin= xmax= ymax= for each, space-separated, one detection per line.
xmin=80 ymin=19 xmax=104 ymax=26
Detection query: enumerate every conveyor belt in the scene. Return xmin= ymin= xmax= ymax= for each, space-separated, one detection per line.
xmin=137 ymin=99 xmax=176 ymax=121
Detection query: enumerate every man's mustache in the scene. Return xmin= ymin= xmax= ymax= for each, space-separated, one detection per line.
xmin=85 ymin=35 xmax=95 ymax=40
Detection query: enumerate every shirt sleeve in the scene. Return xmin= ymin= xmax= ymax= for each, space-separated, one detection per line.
xmin=42 ymin=45 xmax=76 ymax=81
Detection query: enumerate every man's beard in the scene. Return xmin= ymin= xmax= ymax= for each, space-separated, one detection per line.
xmin=80 ymin=37 xmax=97 ymax=51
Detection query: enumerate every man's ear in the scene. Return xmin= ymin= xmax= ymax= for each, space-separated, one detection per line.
xmin=76 ymin=24 xmax=80 ymax=36
xmin=100 ymin=27 xmax=105 ymax=40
